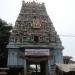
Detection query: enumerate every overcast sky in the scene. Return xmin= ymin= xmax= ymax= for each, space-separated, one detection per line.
xmin=0 ymin=0 xmax=75 ymax=60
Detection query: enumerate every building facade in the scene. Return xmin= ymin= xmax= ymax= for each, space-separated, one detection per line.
xmin=7 ymin=1 xmax=63 ymax=75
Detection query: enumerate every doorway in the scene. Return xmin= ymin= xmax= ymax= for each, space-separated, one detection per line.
xmin=27 ymin=60 xmax=47 ymax=75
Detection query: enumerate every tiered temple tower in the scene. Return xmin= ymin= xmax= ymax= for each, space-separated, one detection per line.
xmin=7 ymin=1 xmax=63 ymax=75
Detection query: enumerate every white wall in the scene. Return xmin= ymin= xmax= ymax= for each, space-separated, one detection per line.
xmin=7 ymin=49 xmax=24 ymax=67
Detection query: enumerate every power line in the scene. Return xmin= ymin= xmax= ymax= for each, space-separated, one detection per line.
xmin=59 ymin=35 xmax=75 ymax=37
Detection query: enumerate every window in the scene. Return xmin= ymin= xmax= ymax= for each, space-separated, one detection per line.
xmin=34 ymin=36 xmax=39 ymax=43
xmin=33 ymin=16 xmax=36 ymax=19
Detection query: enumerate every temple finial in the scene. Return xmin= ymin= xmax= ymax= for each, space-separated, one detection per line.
xmin=22 ymin=0 xmax=25 ymax=3
xmin=22 ymin=0 xmax=25 ymax=5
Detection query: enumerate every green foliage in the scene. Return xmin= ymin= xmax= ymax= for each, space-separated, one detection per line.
xmin=0 ymin=18 xmax=12 ymax=67
xmin=0 ymin=18 xmax=12 ymax=48
xmin=27 ymin=66 xmax=33 ymax=75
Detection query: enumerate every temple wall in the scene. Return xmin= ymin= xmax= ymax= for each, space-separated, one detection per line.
xmin=7 ymin=48 xmax=63 ymax=75
xmin=48 ymin=48 xmax=63 ymax=75
xmin=54 ymin=49 xmax=63 ymax=63
xmin=7 ymin=49 xmax=24 ymax=67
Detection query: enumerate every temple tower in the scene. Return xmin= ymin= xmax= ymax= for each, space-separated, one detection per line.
xmin=7 ymin=1 xmax=63 ymax=75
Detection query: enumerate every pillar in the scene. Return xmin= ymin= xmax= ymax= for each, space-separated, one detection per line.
xmin=46 ymin=61 xmax=48 ymax=75
xmin=24 ymin=59 xmax=27 ymax=75
xmin=48 ymin=60 xmax=51 ymax=75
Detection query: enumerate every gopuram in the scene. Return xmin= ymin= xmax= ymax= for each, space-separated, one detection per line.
xmin=7 ymin=1 xmax=64 ymax=75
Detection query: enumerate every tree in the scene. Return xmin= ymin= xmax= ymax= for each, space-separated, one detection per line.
xmin=0 ymin=18 xmax=12 ymax=67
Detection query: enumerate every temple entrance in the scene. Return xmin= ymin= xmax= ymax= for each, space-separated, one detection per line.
xmin=25 ymin=49 xmax=50 ymax=75
xmin=27 ymin=60 xmax=48 ymax=75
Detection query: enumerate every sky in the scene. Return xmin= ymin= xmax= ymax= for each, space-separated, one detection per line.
xmin=0 ymin=0 xmax=75 ymax=60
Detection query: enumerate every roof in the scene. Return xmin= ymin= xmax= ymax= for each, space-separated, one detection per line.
xmin=7 ymin=1 xmax=63 ymax=50
xmin=56 ymin=64 xmax=75 ymax=72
